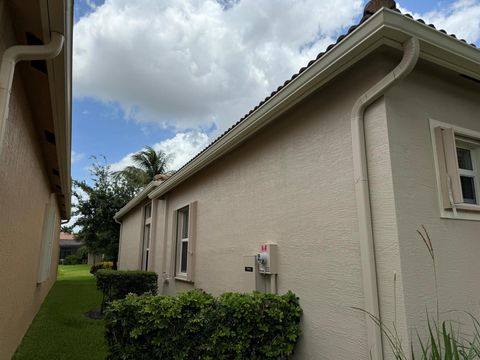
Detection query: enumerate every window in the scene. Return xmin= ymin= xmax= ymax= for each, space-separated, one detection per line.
xmin=38 ymin=194 xmax=58 ymax=283
xmin=456 ymin=141 xmax=479 ymax=204
xmin=174 ymin=202 xmax=197 ymax=281
xmin=433 ymin=124 xmax=480 ymax=213
xmin=141 ymin=203 xmax=152 ymax=270
xmin=176 ymin=206 xmax=189 ymax=275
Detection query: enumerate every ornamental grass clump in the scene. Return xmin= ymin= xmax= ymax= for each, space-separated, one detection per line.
xmin=104 ymin=290 xmax=302 ymax=360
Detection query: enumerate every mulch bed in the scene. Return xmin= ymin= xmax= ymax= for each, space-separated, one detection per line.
xmin=84 ymin=308 xmax=103 ymax=320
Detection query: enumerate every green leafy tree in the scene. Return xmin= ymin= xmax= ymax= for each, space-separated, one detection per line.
xmin=115 ymin=146 xmax=170 ymax=187
xmin=73 ymin=157 xmax=139 ymax=268
xmin=60 ymin=224 xmax=74 ymax=233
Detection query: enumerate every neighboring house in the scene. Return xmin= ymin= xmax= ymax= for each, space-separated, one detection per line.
xmin=59 ymin=232 xmax=104 ymax=265
xmin=59 ymin=232 xmax=82 ymax=261
xmin=115 ymin=1 xmax=480 ymax=359
xmin=0 ymin=0 xmax=72 ymax=358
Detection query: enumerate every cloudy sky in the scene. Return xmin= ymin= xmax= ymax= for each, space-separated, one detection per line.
xmin=71 ymin=0 xmax=480 ymax=181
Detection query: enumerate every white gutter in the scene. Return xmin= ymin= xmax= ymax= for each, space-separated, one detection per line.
xmin=0 ymin=32 xmax=64 ymax=150
xmin=114 ymin=181 xmax=161 ymax=220
xmin=351 ymin=36 xmax=420 ymax=360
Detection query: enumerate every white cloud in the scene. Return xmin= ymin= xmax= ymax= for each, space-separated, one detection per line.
xmin=75 ymin=0 xmax=480 ymax=175
xmin=110 ymin=131 xmax=210 ymax=172
xmin=73 ymin=0 xmax=363 ymax=132
xmin=71 ymin=150 xmax=85 ymax=164
xmin=398 ymin=0 xmax=480 ymax=43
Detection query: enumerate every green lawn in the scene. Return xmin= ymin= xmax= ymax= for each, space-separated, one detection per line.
xmin=14 ymin=265 xmax=107 ymax=360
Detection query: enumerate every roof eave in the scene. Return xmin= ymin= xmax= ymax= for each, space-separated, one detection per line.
xmin=41 ymin=0 xmax=74 ymax=219
xmin=149 ymin=8 xmax=479 ymax=200
xmin=115 ymin=181 xmax=161 ymax=220
xmin=381 ymin=9 xmax=480 ymax=79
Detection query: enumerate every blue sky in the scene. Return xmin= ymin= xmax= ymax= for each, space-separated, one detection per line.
xmin=71 ymin=0 xmax=480 ymax=183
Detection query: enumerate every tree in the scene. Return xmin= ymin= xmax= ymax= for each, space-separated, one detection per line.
xmin=73 ymin=157 xmax=139 ymax=268
xmin=60 ymin=224 xmax=74 ymax=233
xmin=116 ymin=146 xmax=170 ymax=187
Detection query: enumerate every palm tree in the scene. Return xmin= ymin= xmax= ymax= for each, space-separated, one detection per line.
xmin=116 ymin=146 xmax=171 ymax=187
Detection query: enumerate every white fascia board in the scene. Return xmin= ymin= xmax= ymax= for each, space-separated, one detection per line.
xmin=381 ymin=10 xmax=480 ymax=79
xmin=115 ymin=181 xmax=161 ymax=220
xmin=149 ymin=9 xmax=479 ymax=200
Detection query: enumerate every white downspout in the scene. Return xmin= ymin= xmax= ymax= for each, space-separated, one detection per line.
xmin=0 ymin=31 xmax=64 ymax=149
xmin=351 ymin=37 xmax=420 ymax=360
xmin=115 ymin=217 xmax=123 ymax=268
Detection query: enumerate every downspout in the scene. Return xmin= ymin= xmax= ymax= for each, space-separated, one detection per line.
xmin=161 ymin=195 xmax=169 ymax=289
xmin=115 ymin=217 xmax=122 ymax=270
xmin=148 ymin=198 xmax=158 ymax=272
xmin=0 ymin=32 xmax=64 ymax=149
xmin=351 ymin=37 xmax=420 ymax=360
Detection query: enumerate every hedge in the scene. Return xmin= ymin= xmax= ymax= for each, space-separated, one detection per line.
xmin=104 ymin=290 xmax=302 ymax=360
xmin=90 ymin=261 xmax=113 ymax=274
xmin=95 ymin=270 xmax=158 ymax=312
xmin=63 ymin=254 xmax=83 ymax=265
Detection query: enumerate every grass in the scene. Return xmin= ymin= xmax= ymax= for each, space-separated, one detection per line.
xmin=14 ymin=265 xmax=107 ymax=360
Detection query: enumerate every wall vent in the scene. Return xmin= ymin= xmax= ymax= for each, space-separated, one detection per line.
xmin=52 ymin=168 xmax=60 ymax=176
xmin=44 ymin=130 xmax=56 ymax=145
xmin=461 ymin=74 xmax=480 ymax=84
xmin=25 ymin=32 xmax=47 ymax=74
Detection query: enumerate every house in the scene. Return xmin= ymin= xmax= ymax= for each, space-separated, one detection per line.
xmin=59 ymin=232 xmax=83 ymax=261
xmin=59 ymin=232 xmax=104 ymax=265
xmin=0 ymin=0 xmax=72 ymax=358
xmin=115 ymin=1 xmax=480 ymax=359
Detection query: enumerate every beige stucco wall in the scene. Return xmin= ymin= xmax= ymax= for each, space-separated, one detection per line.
xmin=117 ymin=49 xmax=480 ymax=358
xmin=118 ymin=204 xmax=143 ymax=270
xmin=0 ymin=2 xmax=61 ymax=358
xmin=140 ymin=51 xmax=406 ymax=359
xmin=364 ymin=98 xmax=410 ymax=356
xmin=385 ymin=60 xmax=480 ymax=351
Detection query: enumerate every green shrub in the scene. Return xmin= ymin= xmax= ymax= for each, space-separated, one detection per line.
xmin=63 ymin=254 xmax=83 ymax=265
xmin=90 ymin=261 xmax=113 ymax=274
xmin=208 ymin=292 xmax=303 ymax=359
xmin=104 ymin=290 xmax=302 ymax=360
xmin=95 ymin=270 xmax=158 ymax=311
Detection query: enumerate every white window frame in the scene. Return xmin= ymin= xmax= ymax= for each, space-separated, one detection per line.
xmin=140 ymin=202 xmax=152 ymax=271
xmin=173 ymin=201 xmax=197 ymax=282
xmin=430 ymin=119 xmax=480 ymax=221
xmin=37 ymin=194 xmax=58 ymax=284
xmin=456 ymin=139 xmax=480 ymax=204
xmin=176 ymin=206 xmax=189 ymax=276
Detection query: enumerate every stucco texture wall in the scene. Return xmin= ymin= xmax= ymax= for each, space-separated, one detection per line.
xmin=364 ymin=97 xmax=410 ymax=357
xmin=118 ymin=204 xmax=143 ymax=270
xmin=385 ymin=60 xmax=480 ymax=349
xmin=143 ymin=51 xmax=403 ymax=359
xmin=0 ymin=2 xmax=60 ymax=358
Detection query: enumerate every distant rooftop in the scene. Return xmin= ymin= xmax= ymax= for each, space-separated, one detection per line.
xmin=60 ymin=232 xmax=76 ymax=241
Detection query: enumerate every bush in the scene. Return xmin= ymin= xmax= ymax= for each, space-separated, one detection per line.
xmin=104 ymin=290 xmax=302 ymax=360
xmin=95 ymin=270 xmax=158 ymax=311
xmin=90 ymin=261 xmax=113 ymax=274
xmin=63 ymin=254 xmax=83 ymax=265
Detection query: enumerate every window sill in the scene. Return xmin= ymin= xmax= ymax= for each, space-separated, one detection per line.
xmin=441 ymin=204 xmax=480 ymax=221
xmin=174 ymin=276 xmax=194 ymax=284
xmin=454 ymin=203 xmax=480 ymax=212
